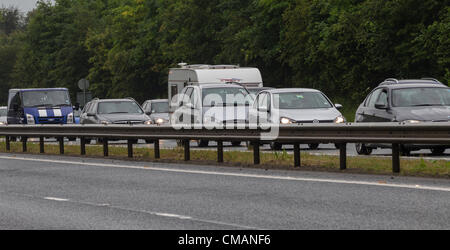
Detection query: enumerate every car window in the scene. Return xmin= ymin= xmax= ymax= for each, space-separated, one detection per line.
xmin=202 ymin=87 xmax=249 ymax=107
xmin=82 ymin=102 xmax=91 ymax=113
xmin=258 ymin=93 xmax=268 ymax=110
xmin=273 ymin=92 xmax=332 ymax=109
xmin=377 ymin=90 xmax=388 ymax=106
xmin=152 ymin=102 xmax=169 ymax=113
xmin=0 ymin=109 xmax=6 ymax=116
xmin=367 ymin=89 xmax=383 ymax=108
xmin=97 ymin=101 xmax=143 ymax=115
xmin=183 ymin=88 xmax=194 ymax=106
xmin=87 ymin=102 xmax=96 ymax=114
xmin=392 ymin=87 xmax=450 ymax=107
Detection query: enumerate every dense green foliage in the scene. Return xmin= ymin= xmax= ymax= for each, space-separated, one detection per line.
xmin=0 ymin=0 xmax=449 ymax=119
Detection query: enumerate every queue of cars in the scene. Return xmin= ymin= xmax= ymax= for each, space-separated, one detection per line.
xmin=1 ymin=63 xmax=449 ymax=155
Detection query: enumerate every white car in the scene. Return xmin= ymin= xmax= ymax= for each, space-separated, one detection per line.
xmin=171 ymin=83 xmax=252 ymax=147
xmin=249 ymin=88 xmax=345 ymax=150
xmin=0 ymin=106 xmax=7 ymax=125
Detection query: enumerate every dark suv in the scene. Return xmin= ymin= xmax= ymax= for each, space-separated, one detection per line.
xmin=355 ymin=78 xmax=450 ymax=155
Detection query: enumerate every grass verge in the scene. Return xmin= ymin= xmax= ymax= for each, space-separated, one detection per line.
xmin=0 ymin=141 xmax=449 ymax=178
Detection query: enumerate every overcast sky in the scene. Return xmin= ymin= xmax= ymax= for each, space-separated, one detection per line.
xmin=0 ymin=0 xmax=55 ymax=13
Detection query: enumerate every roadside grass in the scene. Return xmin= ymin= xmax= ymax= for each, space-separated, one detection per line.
xmin=0 ymin=141 xmax=449 ymax=178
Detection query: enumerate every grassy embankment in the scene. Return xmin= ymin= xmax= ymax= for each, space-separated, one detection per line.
xmin=0 ymin=140 xmax=449 ymax=178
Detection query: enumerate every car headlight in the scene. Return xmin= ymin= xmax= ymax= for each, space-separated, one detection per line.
xmin=67 ymin=113 xmax=74 ymax=124
xmin=334 ymin=116 xmax=346 ymax=124
xmin=280 ymin=117 xmax=295 ymax=124
xmin=155 ymin=118 xmax=166 ymax=124
xmin=26 ymin=114 xmax=35 ymax=125
xmin=0 ymin=121 xmax=5 ymax=125
xmin=100 ymin=120 xmax=111 ymax=125
xmin=144 ymin=120 xmax=153 ymax=125
xmin=404 ymin=120 xmax=422 ymax=124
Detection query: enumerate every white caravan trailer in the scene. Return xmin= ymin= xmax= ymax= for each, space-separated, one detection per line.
xmin=168 ymin=64 xmax=263 ymax=112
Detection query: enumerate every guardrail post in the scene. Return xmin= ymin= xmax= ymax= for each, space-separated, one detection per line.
xmin=392 ymin=143 xmax=400 ymax=173
xmin=217 ymin=141 xmax=223 ymax=163
xmin=184 ymin=139 xmax=190 ymax=161
xmin=39 ymin=137 xmax=44 ymax=154
xmin=103 ymin=138 xmax=108 ymax=157
xmin=59 ymin=137 xmax=64 ymax=155
xmin=128 ymin=139 xmax=133 ymax=158
xmin=22 ymin=137 xmax=27 ymax=152
xmin=80 ymin=137 xmax=86 ymax=155
xmin=5 ymin=136 xmax=10 ymax=151
xmin=253 ymin=141 xmax=260 ymax=165
xmin=294 ymin=143 xmax=301 ymax=167
xmin=154 ymin=140 xmax=160 ymax=159
xmin=340 ymin=143 xmax=347 ymax=170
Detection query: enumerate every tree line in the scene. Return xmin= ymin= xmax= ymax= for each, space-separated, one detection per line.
xmin=0 ymin=0 xmax=448 ymax=116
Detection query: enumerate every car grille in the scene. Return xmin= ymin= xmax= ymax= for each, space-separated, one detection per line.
xmin=38 ymin=117 xmax=64 ymax=124
xmin=113 ymin=120 xmax=144 ymax=125
xmin=295 ymin=120 xmax=334 ymax=124
xmin=222 ymin=119 xmax=248 ymax=124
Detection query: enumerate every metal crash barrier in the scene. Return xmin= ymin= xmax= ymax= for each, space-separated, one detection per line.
xmin=0 ymin=122 xmax=449 ymax=174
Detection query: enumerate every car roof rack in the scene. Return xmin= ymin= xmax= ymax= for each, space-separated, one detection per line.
xmin=125 ymin=97 xmax=137 ymax=102
xmin=421 ymin=78 xmax=443 ymax=84
xmin=379 ymin=78 xmax=445 ymax=86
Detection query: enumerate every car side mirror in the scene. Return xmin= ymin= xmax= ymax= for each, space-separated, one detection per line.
xmin=145 ymin=111 xmax=152 ymax=116
xmin=335 ymin=104 xmax=343 ymax=110
xmin=375 ymin=102 xmax=388 ymax=110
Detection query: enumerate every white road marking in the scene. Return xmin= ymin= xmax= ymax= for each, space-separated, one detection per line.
xmin=0 ymin=155 xmax=449 ymax=192
xmin=36 ymin=193 xmax=258 ymax=229
xmin=44 ymin=197 xmax=70 ymax=202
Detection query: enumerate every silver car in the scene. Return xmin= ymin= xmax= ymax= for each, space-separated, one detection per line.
xmin=0 ymin=106 xmax=7 ymax=125
xmin=142 ymin=99 xmax=170 ymax=125
xmin=172 ymin=83 xmax=251 ymax=147
xmin=249 ymin=88 xmax=345 ymax=150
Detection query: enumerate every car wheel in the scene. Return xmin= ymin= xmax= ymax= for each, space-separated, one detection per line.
xmin=197 ymin=140 xmax=209 ymax=147
xmin=431 ymin=147 xmax=446 ymax=155
xmin=231 ymin=141 xmax=242 ymax=147
xmin=270 ymin=142 xmax=283 ymax=150
xmin=308 ymin=144 xmax=319 ymax=150
xmin=356 ymin=143 xmax=373 ymax=155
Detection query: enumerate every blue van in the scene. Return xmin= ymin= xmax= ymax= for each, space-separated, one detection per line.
xmin=7 ymin=88 xmax=75 ymax=125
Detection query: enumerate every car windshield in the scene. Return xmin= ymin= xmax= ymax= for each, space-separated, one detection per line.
xmin=392 ymin=88 xmax=450 ymax=107
xmin=22 ymin=90 xmax=71 ymax=107
xmin=97 ymin=101 xmax=143 ymax=114
xmin=0 ymin=109 xmax=6 ymax=116
xmin=273 ymin=92 xmax=333 ymax=109
xmin=152 ymin=102 xmax=169 ymax=113
xmin=202 ymin=87 xmax=251 ymax=107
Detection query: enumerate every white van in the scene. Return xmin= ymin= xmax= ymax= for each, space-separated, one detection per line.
xmin=168 ymin=64 xmax=263 ymax=112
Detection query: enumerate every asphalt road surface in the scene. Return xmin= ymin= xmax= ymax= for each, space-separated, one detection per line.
xmin=0 ymin=153 xmax=449 ymax=229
